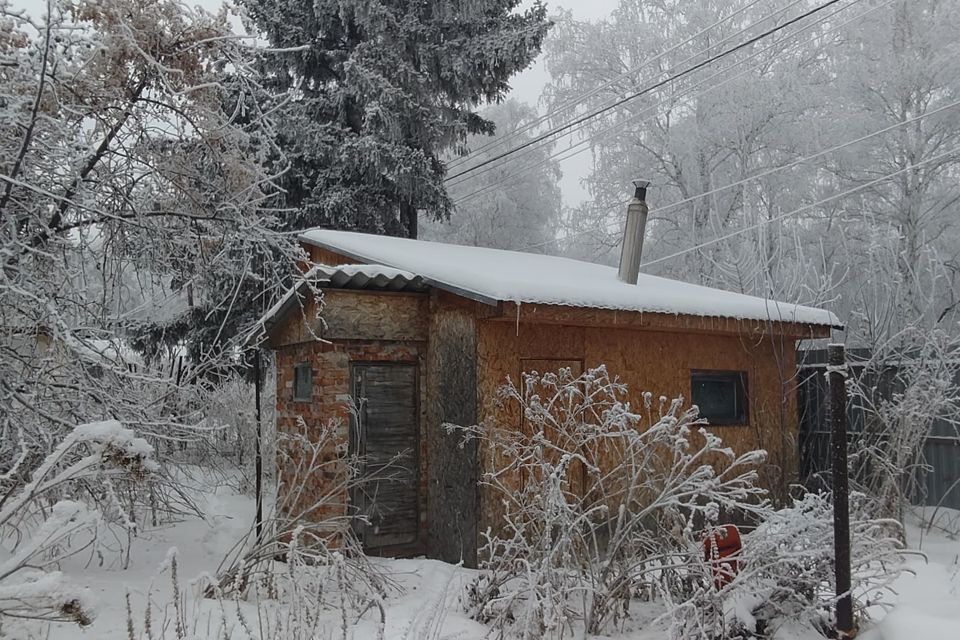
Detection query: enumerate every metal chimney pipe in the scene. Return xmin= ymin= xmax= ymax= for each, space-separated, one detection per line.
xmin=617 ymin=179 xmax=651 ymax=284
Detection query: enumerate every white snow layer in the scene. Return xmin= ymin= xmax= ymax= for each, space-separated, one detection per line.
xmin=299 ymin=230 xmax=841 ymax=327
xmin=73 ymin=419 xmax=154 ymax=460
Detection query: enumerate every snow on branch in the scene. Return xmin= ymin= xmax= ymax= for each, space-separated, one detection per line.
xmin=0 ymin=420 xmax=157 ymax=627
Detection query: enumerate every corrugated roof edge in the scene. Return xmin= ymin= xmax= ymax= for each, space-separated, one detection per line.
xmin=251 ymin=264 xmax=431 ymax=343
xmin=300 ymin=233 xmax=501 ymax=307
xmin=299 ymin=232 xmax=844 ymax=331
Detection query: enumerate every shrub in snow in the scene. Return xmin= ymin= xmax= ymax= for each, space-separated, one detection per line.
xmin=669 ymin=492 xmax=905 ymax=638
xmin=456 ymin=366 xmax=767 ymax=638
xmin=0 ymin=420 xmax=156 ymax=627
xmin=0 ymin=502 xmax=97 ymax=627
xmin=200 ymin=372 xmax=260 ymax=489
xmin=456 ymin=367 xmax=907 ymax=639
xmin=210 ymin=417 xmax=389 ymax=634
xmin=846 ymin=328 xmax=960 ymax=526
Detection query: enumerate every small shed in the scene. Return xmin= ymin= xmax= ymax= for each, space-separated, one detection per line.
xmin=262 ymin=230 xmax=840 ymax=566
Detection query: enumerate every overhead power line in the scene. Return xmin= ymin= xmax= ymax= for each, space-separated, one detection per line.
xmin=453 ymin=0 xmax=875 ymax=208
xmin=646 ymin=100 xmax=960 ymax=220
xmin=517 ymin=94 xmax=960 ymax=252
xmin=447 ymin=0 xmax=819 ymax=186
xmin=445 ymin=0 xmax=780 ymax=172
xmin=642 ymin=144 xmax=960 ymax=269
xmin=444 ymin=0 xmax=846 ymax=184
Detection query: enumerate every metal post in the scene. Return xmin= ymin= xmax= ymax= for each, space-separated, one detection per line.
xmin=254 ymin=349 xmax=263 ymax=542
xmin=828 ymin=344 xmax=854 ymax=637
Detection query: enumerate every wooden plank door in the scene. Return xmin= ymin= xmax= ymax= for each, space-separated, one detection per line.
xmin=350 ymin=363 xmax=420 ymax=550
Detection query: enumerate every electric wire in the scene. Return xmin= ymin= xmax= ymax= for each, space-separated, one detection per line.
xmin=521 ymin=93 xmax=955 ymax=253
xmin=509 ymin=0 xmax=908 ymax=251
xmin=444 ymin=0 xmax=779 ymax=172
xmin=644 ymin=98 xmax=960 ymax=221
xmin=446 ymin=0 xmax=817 ymax=185
xmin=641 ymin=144 xmax=960 ymax=269
xmin=447 ymin=0 xmax=862 ymax=200
xmin=443 ymin=0 xmax=846 ymax=184
xmin=453 ymin=0 xmax=873 ymax=208
xmin=515 ymin=45 xmax=955 ymax=252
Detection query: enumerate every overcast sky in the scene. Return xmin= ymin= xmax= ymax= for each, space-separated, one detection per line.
xmin=511 ymin=1 xmax=620 ymax=205
xmin=11 ymin=0 xmax=620 ymax=206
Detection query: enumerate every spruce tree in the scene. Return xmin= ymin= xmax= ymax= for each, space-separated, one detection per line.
xmin=241 ymin=0 xmax=551 ymax=237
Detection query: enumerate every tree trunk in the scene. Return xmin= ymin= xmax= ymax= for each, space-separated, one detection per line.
xmin=402 ymin=202 xmax=418 ymax=239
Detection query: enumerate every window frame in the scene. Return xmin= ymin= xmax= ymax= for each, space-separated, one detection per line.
xmin=293 ymin=362 xmax=313 ymax=402
xmin=689 ymin=369 xmax=749 ymax=426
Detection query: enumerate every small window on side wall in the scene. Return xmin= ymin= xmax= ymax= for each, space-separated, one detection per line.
xmin=293 ymin=363 xmax=312 ymax=401
xmin=690 ymin=370 xmax=748 ymax=425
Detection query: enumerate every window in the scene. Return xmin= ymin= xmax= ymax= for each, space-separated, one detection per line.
xmin=293 ymin=363 xmax=312 ymax=401
xmin=690 ymin=370 xmax=748 ymax=425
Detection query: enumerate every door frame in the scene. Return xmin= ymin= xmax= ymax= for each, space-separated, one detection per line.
xmin=348 ymin=360 xmax=422 ymax=552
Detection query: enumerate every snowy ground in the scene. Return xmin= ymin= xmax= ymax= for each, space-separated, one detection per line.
xmin=7 ymin=478 xmax=959 ymax=640
xmin=859 ymin=508 xmax=960 ymax=640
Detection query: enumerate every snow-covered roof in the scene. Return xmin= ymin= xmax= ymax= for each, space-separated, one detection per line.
xmin=299 ymin=230 xmax=842 ymax=328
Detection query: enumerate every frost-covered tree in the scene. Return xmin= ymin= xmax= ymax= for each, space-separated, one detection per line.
xmin=818 ymin=0 xmax=960 ymax=338
xmin=0 ymin=0 xmax=297 ymax=430
xmin=0 ymin=1 xmax=301 ymax=624
xmin=238 ymin=0 xmax=551 ymax=238
xmin=420 ymin=99 xmax=562 ymax=251
xmin=543 ymin=0 xmax=960 ymax=347
xmin=544 ymin=0 xmax=822 ymax=292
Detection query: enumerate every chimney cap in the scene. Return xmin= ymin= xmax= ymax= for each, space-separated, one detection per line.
xmin=632 ymin=179 xmax=652 ymax=201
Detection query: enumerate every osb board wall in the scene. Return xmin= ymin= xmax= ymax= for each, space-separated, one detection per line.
xmin=270 ymin=290 xmax=428 ymax=347
xmin=274 ymin=339 xmax=429 ymax=553
xmin=475 ymin=320 xmax=800 ymax=535
xmin=498 ymin=302 xmax=833 ymax=340
xmin=306 ymin=244 xmax=355 ymax=267
xmin=424 ymin=291 xmax=479 ymax=567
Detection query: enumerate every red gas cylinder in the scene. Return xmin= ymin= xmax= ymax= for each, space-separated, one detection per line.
xmin=702 ymin=524 xmax=742 ymax=589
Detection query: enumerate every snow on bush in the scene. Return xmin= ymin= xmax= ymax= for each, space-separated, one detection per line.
xmin=671 ymin=492 xmax=905 ymax=638
xmin=847 ymin=328 xmax=960 ymax=526
xmin=456 ymin=366 xmax=766 ymax=638
xmin=0 ymin=420 xmax=155 ymax=526
xmin=455 ymin=366 xmax=906 ymax=639
xmin=0 ymin=502 xmax=98 ymax=627
xmin=209 ymin=416 xmax=390 ymax=636
xmin=0 ymin=420 xmax=156 ymax=627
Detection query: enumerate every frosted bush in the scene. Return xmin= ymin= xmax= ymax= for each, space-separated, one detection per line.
xmin=210 ymin=417 xmax=391 ymax=633
xmin=456 ymin=366 xmax=767 ymax=638
xmin=670 ymin=492 xmax=904 ymax=638
xmin=457 ymin=366 xmax=906 ymax=639
xmin=0 ymin=420 xmax=157 ymax=627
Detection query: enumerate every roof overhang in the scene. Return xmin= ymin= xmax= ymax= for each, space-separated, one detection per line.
xmin=298 ymin=231 xmax=843 ymax=332
xmin=301 ymin=234 xmax=500 ymax=306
